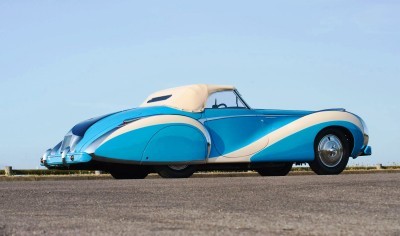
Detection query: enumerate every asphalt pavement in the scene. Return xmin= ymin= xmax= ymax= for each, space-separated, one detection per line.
xmin=1 ymin=173 xmax=399 ymax=235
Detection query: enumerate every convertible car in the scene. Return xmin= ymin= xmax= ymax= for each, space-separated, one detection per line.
xmin=41 ymin=84 xmax=371 ymax=178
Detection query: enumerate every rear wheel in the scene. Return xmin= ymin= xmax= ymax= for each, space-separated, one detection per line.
xmin=109 ymin=166 xmax=149 ymax=179
xmin=156 ymin=165 xmax=196 ymax=178
xmin=257 ymin=163 xmax=293 ymax=176
xmin=309 ymin=128 xmax=350 ymax=175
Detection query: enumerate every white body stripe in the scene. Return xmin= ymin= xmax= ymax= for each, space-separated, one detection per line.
xmin=208 ymin=111 xmax=362 ymax=163
xmin=101 ymin=115 xmax=211 ymax=148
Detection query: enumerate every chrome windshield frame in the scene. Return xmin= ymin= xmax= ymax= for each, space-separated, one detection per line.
xmin=233 ymin=89 xmax=251 ymax=109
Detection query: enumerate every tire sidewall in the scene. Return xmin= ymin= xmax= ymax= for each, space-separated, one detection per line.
xmin=110 ymin=170 xmax=148 ymax=179
xmin=109 ymin=166 xmax=149 ymax=179
xmin=257 ymin=162 xmax=293 ymax=176
xmin=156 ymin=165 xmax=196 ymax=178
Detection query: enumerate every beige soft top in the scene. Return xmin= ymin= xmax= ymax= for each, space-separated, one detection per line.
xmin=140 ymin=84 xmax=235 ymax=112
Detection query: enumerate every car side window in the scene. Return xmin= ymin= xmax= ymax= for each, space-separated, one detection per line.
xmin=205 ymin=91 xmax=247 ymax=109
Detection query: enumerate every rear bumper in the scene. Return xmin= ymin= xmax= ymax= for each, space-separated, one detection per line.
xmin=360 ymin=146 xmax=372 ymax=156
xmin=41 ymin=152 xmax=92 ymax=168
xmin=41 ymin=154 xmax=144 ymax=171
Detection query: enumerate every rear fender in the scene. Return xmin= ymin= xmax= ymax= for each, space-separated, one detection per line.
xmin=142 ymin=124 xmax=208 ymax=164
xmin=94 ymin=115 xmax=210 ymax=163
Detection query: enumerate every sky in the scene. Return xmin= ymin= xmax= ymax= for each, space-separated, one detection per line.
xmin=0 ymin=1 xmax=399 ymax=169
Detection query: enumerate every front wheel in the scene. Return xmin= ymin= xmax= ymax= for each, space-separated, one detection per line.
xmin=257 ymin=163 xmax=293 ymax=176
xmin=309 ymin=128 xmax=350 ymax=175
xmin=156 ymin=165 xmax=196 ymax=178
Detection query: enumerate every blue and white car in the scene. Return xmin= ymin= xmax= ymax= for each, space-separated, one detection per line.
xmin=41 ymin=84 xmax=371 ymax=179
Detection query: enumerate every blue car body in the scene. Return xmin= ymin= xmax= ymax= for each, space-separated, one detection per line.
xmin=41 ymin=84 xmax=371 ymax=177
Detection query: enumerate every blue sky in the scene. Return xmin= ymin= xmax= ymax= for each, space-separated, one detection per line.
xmin=0 ymin=1 xmax=399 ymax=169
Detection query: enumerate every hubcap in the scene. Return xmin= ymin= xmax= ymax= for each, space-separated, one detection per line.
xmin=168 ymin=165 xmax=188 ymax=171
xmin=318 ymin=134 xmax=343 ymax=167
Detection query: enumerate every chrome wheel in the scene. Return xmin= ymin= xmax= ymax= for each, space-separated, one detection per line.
xmin=318 ymin=134 xmax=343 ymax=167
xmin=168 ymin=164 xmax=189 ymax=171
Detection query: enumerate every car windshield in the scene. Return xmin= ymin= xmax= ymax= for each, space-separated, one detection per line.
xmin=205 ymin=90 xmax=249 ymax=109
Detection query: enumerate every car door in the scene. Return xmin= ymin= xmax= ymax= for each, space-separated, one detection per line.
xmin=203 ymin=90 xmax=269 ymax=158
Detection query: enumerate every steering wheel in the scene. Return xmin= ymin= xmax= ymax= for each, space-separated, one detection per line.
xmin=217 ymin=103 xmax=227 ymax=108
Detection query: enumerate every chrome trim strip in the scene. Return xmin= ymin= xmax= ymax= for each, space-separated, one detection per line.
xmin=120 ymin=117 xmax=142 ymax=126
xmin=199 ymin=114 xmax=295 ymax=123
xmin=50 ymin=142 xmax=62 ymax=155
xmin=61 ymin=147 xmax=70 ymax=166
xmin=201 ymin=125 xmax=212 ymax=159
xmin=42 ymin=149 xmax=51 ymax=161
xmin=60 ymin=131 xmax=82 ymax=153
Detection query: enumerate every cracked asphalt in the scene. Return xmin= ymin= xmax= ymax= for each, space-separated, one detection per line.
xmin=0 ymin=173 xmax=399 ymax=235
